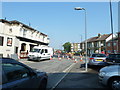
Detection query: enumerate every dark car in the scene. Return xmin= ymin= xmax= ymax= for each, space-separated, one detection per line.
xmin=106 ymin=54 xmax=120 ymax=64
xmin=0 ymin=58 xmax=48 ymax=90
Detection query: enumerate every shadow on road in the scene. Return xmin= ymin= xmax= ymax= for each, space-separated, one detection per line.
xmin=28 ymin=59 xmax=50 ymax=62
xmin=80 ymin=63 xmax=107 ymax=72
xmin=47 ymin=72 xmax=109 ymax=90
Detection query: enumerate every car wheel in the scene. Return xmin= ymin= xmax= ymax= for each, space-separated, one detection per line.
xmin=39 ymin=79 xmax=47 ymax=90
xmin=109 ymin=77 xmax=120 ymax=90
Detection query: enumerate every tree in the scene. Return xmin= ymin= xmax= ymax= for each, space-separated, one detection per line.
xmin=63 ymin=42 xmax=71 ymax=53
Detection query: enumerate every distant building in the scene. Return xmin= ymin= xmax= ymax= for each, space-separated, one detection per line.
xmin=71 ymin=43 xmax=81 ymax=52
xmin=0 ymin=19 xmax=50 ymax=58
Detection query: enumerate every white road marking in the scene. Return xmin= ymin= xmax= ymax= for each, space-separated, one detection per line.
xmin=63 ymin=63 xmax=76 ymax=72
xmin=50 ymin=63 xmax=76 ymax=90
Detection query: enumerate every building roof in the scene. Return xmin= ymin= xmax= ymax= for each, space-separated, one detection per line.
xmin=107 ymin=37 xmax=118 ymax=42
xmin=87 ymin=36 xmax=98 ymax=42
xmin=0 ymin=19 xmax=47 ymax=36
xmin=0 ymin=19 xmax=11 ymax=24
xmin=96 ymin=34 xmax=111 ymax=41
xmin=87 ymin=34 xmax=111 ymax=42
xmin=80 ymin=34 xmax=112 ymax=43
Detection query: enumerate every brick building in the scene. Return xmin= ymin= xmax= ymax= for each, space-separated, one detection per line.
xmin=106 ymin=37 xmax=118 ymax=54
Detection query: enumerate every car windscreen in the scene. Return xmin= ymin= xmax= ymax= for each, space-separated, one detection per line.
xmin=30 ymin=49 xmax=41 ymax=53
xmin=92 ymin=54 xmax=106 ymax=57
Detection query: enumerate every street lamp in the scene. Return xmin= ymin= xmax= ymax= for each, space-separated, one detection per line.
xmin=109 ymin=0 xmax=114 ymax=54
xmin=74 ymin=7 xmax=88 ymax=71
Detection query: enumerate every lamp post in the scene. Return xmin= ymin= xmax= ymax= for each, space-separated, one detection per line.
xmin=74 ymin=7 xmax=88 ymax=71
xmin=109 ymin=0 xmax=114 ymax=54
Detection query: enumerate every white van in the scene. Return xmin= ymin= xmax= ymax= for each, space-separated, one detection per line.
xmin=28 ymin=46 xmax=53 ymax=61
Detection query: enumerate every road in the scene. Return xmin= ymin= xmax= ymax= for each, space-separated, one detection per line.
xmin=19 ymin=56 xmax=108 ymax=90
xmin=55 ymin=62 xmax=109 ymax=90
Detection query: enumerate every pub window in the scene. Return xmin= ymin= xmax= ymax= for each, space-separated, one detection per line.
xmin=7 ymin=37 xmax=12 ymax=46
xmin=0 ymin=36 xmax=4 ymax=46
xmin=15 ymin=47 xmax=18 ymax=54
xmin=23 ymin=29 xmax=27 ymax=37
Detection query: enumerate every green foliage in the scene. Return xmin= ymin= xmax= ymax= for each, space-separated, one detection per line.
xmin=63 ymin=42 xmax=71 ymax=53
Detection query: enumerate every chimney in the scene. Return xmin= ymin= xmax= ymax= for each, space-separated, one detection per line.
xmin=98 ymin=33 xmax=101 ymax=37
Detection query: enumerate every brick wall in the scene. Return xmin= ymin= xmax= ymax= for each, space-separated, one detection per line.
xmin=106 ymin=40 xmax=118 ymax=54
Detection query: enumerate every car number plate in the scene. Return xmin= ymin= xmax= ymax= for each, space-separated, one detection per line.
xmin=96 ymin=59 xmax=103 ymax=61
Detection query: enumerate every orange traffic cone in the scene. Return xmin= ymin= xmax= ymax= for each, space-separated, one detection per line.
xmin=80 ymin=56 xmax=83 ymax=62
xmin=49 ymin=55 xmax=53 ymax=60
xmin=80 ymin=59 xmax=83 ymax=62
xmin=72 ymin=56 xmax=74 ymax=60
xmin=74 ymin=59 xmax=78 ymax=63
xmin=50 ymin=56 xmax=53 ymax=60
xmin=58 ymin=57 xmax=61 ymax=61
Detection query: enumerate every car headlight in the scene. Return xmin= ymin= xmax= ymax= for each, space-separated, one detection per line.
xmin=99 ymin=71 xmax=106 ymax=76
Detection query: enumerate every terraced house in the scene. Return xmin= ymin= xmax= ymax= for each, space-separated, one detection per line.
xmin=106 ymin=37 xmax=118 ymax=54
xmin=0 ymin=19 xmax=50 ymax=58
xmin=80 ymin=34 xmax=116 ymax=56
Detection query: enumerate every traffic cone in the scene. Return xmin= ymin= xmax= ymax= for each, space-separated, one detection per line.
xmin=50 ymin=56 xmax=53 ymax=60
xmin=62 ymin=55 xmax=64 ymax=59
xmin=80 ymin=56 xmax=83 ymax=62
xmin=67 ymin=56 xmax=70 ymax=60
xmin=80 ymin=59 xmax=83 ymax=62
xmin=72 ymin=56 xmax=75 ymax=60
xmin=74 ymin=59 xmax=78 ymax=63
xmin=58 ymin=57 xmax=61 ymax=61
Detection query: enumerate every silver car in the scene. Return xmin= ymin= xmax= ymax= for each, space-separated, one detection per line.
xmin=99 ymin=65 xmax=120 ymax=90
xmin=88 ymin=53 xmax=107 ymax=66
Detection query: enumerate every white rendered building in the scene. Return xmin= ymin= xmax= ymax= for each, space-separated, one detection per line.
xmin=0 ymin=19 xmax=50 ymax=58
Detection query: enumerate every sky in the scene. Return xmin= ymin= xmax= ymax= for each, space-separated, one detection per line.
xmin=1 ymin=2 xmax=118 ymax=49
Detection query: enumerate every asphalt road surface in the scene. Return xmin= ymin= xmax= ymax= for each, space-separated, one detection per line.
xmin=19 ymin=57 xmax=108 ymax=90
xmin=55 ymin=62 xmax=109 ymax=90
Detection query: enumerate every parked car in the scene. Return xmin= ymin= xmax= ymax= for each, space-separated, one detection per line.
xmin=99 ymin=65 xmax=120 ymax=90
xmin=0 ymin=58 xmax=48 ymax=90
xmin=106 ymin=54 xmax=120 ymax=64
xmin=88 ymin=53 xmax=107 ymax=66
